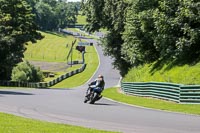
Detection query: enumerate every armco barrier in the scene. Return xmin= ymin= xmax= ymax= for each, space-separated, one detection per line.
xmin=0 ymin=64 xmax=86 ymax=88
xmin=180 ymin=85 xmax=200 ymax=104
xmin=121 ymin=82 xmax=200 ymax=104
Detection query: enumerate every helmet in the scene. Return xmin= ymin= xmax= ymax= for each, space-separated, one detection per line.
xmin=98 ymin=74 xmax=103 ymax=79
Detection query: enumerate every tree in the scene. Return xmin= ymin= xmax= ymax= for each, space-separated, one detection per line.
xmin=27 ymin=0 xmax=80 ymax=30
xmin=35 ymin=0 xmax=57 ymax=30
xmin=82 ymin=0 xmax=131 ymax=76
xmin=12 ymin=61 xmax=44 ymax=82
xmin=82 ymin=0 xmax=105 ymax=32
xmin=154 ymin=0 xmax=200 ymax=61
xmin=122 ymin=0 xmax=159 ymax=65
xmin=65 ymin=2 xmax=79 ymax=25
xmin=123 ymin=0 xmax=200 ymax=65
xmin=0 ymin=0 xmax=41 ymax=80
xmin=82 ymin=0 xmax=200 ymax=75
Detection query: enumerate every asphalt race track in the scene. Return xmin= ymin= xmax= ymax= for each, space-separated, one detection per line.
xmin=1 ymin=36 xmax=200 ymax=133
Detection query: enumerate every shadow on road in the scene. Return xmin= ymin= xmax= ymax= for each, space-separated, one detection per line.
xmin=0 ymin=91 xmax=33 ymax=95
xmin=93 ymin=102 xmax=116 ymax=106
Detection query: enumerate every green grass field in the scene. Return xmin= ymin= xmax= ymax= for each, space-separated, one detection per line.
xmin=23 ymin=31 xmax=87 ymax=83
xmin=77 ymin=12 xmax=87 ymax=25
xmin=0 ymin=112 xmax=117 ymax=133
xmin=52 ymin=45 xmax=99 ymax=88
xmin=24 ymin=31 xmax=81 ymax=62
xmin=103 ymin=87 xmax=200 ymax=115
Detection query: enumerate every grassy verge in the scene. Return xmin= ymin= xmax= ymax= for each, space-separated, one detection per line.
xmin=0 ymin=87 xmax=31 ymax=89
xmin=123 ymin=61 xmax=200 ymax=85
xmin=0 ymin=112 xmax=117 ymax=133
xmin=43 ymin=64 xmax=82 ymax=82
xmin=51 ymin=45 xmax=99 ymax=88
xmin=103 ymin=87 xmax=200 ymax=115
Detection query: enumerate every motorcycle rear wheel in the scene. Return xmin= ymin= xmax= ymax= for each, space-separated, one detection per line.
xmin=89 ymin=92 xmax=98 ymax=104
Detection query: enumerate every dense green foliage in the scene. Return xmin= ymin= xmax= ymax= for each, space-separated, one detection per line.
xmin=82 ymin=0 xmax=200 ymax=76
xmin=123 ymin=0 xmax=200 ymax=65
xmin=26 ymin=0 xmax=81 ymax=30
xmin=82 ymin=0 xmax=131 ymax=76
xmin=0 ymin=0 xmax=41 ymax=80
xmin=12 ymin=60 xmax=44 ymax=82
xmin=122 ymin=0 xmax=159 ymax=65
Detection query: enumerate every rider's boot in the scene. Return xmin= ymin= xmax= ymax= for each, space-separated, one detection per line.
xmin=84 ymin=93 xmax=90 ymax=103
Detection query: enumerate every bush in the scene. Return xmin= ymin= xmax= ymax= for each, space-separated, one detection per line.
xmin=11 ymin=61 xmax=44 ymax=82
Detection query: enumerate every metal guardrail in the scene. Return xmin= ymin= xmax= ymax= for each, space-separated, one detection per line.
xmin=121 ymin=82 xmax=200 ymax=104
xmin=180 ymin=85 xmax=200 ymax=104
xmin=66 ymin=24 xmax=84 ymax=29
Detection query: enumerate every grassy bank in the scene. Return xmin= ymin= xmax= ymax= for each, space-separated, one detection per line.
xmin=23 ymin=31 xmax=93 ymax=85
xmin=0 ymin=112 xmax=117 ymax=133
xmin=24 ymin=31 xmax=81 ymax=62
xmin=123 ymin=61 xmax=200 ymax=85
xmin=115 ymin=60 xmax=200 ymax=114
xmin=103 ymin=87 xmax=200 ymax=115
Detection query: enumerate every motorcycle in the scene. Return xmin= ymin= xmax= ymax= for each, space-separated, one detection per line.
xmin=84 ymin=85 xmax=102 ymax=104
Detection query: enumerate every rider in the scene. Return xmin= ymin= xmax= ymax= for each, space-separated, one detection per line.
xmin=87 ymin=74 xmax=105 ymax=100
